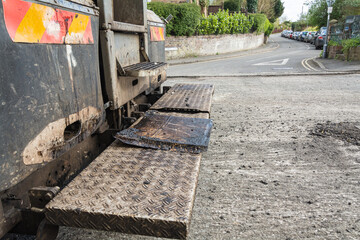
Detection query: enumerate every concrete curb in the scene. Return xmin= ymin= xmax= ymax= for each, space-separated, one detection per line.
xmin=168 ymin=70 xmax=360 ymax=78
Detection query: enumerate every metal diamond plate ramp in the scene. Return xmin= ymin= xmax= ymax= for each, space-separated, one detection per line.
xmin=150 ymin=84 xmax=214 ymax=113
xmin=115 ymin=112 xmax=213 ymax=153
xmin=147 ymin=110 xmax=210 ymax=119
xmin=45 ymin=141 xmax=202 ymax=239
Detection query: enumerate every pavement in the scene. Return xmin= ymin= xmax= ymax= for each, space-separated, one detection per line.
xmin=309 ymin=57 xmax=360 ymax=73
xmin=167 ymin=36 xmax=360 ymax=74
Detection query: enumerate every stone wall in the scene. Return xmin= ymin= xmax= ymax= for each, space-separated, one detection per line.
xmin=328 ymin=46 xmax=360 ymax=61
xmin=165 ymin=33 xmax=265 ymax=60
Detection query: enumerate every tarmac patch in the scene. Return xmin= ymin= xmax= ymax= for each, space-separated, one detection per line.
xmin=312 ymin=121 xmax=360 ymax=146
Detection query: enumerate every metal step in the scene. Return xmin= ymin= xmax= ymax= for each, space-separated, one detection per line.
xmin=115 ymin=112 xmax=213 ymax=153
xmin=150 ymin=84 xmax=214 ymax=113
xmin=123 ymin=62 xmax=168 ymax=77
xmin=45 ymin=141 xmax=202 ymax=239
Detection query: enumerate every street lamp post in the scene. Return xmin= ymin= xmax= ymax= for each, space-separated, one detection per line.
xmin=323 ymin=0 xmax=333 ymax=59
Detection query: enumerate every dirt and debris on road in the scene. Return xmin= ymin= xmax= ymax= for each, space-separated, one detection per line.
xmin=312 ymin=121 xmax=360 ymax=146
xmin=5 ymin=74 xmax=359 ymax=240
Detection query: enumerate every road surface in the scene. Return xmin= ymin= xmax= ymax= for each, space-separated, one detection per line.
xmin=168 ymin=34 xmax=323 ymax=76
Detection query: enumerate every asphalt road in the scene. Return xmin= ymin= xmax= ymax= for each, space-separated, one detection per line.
xmin=48 ymin=73 xmax=360 ymax=240
xmin=168 ymin=34 xmax=323 ymax=77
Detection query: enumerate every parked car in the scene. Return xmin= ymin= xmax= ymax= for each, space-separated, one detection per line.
xmin=286 ymin=31 xmax=293 ymax=38
xmin=308 ymin=32 xmax=317 ymax=44
xmin=305 ymin=32 xmax=316 ymax=43
xmin=300 ymin=31 xmax=308 ymax=41
xmin=281 ymin=30 xmax=288 ymax=37
xmin=293 ymin=32 xmax=300 ymax=40
xmin=314 ymin=28 xmax=327 ymax=49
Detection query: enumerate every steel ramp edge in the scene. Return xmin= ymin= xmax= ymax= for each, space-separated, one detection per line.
xmin=150 ymin=84 xmax=215 ymax=113
xmin=147 ymin=110 xmax=210 ymax=119
xmin=115 ymin=112 xmax=213 ymax=154
xmin=124 ymin=62 xmax=168 ymax=77
xmin=45 ymin=141 xmax=202 ymax=239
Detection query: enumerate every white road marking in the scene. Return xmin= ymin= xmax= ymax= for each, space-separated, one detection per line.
xmin=253 ymin=58 xmax=289 ymax=66
xmin=272 ymin=67 xmax=294 ymax=70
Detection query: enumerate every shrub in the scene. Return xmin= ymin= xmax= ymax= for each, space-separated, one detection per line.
xmin=342 ymin=37 xmax=360 ymax=53
xmin=264 ymin=19 xmax=274 ymax=36
xmin=147 ymin=2 xmax=201 ymax=36
xmin=247 ymin=0 xmax=258 ymax=13
xmin=328 ymin=40 xmax=341 ymax=46
xmin=249 ymin=13 xmax=267 ymax=34
xmin=224 ymin=0 xmax=241 ymax=12
xmin=198 ymin=10 xmax=253 ymax=35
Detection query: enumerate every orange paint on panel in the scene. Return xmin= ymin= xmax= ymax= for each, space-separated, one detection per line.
xmin=2 ymin=0 xmax=94 ymax=44
xmin=41 ymin=10 xmax=76 ymax=44
xmin=150 ymin=26 xmax=165 ymax=42
xmin=82 ymin=18 xmax=94 ymax=44
xmin=2 ymin=0 xmax=32 ymax=39
xmin=65 ymin=14 xmax=89 ymax=44
xmin=14 ymin=3 xmax=53 ymax=42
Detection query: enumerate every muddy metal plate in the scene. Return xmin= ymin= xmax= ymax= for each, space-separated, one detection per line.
xmin=115 ymin=112 xmax=213 ymax=153
xmin=150 ymin=84 xmax=214 ymax=113
xmin=147 ymin=110 xmax=210 ymax=119
xmin=45 ymin=141 xmax=201 ymax=239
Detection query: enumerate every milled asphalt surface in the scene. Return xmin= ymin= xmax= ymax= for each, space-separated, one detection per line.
xmin=53 ymin=73 xmax=360 ymax=240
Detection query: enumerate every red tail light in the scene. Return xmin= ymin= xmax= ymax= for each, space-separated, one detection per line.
xmin=318 ymin=36 xmax=323 ymax=40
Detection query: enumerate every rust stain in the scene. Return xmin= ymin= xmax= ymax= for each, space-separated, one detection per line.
xmin=22 ymin=106 xmax=102 ymax=165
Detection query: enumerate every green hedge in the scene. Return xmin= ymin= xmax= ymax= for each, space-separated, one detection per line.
xmin=249 ymin=13 xmax=273 ymax=36
xmin=198 ymin=10 xmax=253 ymax=35
xmin=264 ymin=19 xmax=274 ymax=36
xmin=342 ymin=37 xmax=360 ymax=53
xmin=147 ymin=2 xmax=201 ymax=36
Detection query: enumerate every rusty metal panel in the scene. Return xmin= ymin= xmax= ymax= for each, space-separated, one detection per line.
xmin=148 ymin=110 xmax=210 ymax=119
xmin=115 ymin=112 xmax=213 ymax=153
xmin=45 ymin=141 xmax=202 ymax=239
xmin=150 ymin=84 xmax=215 ymax=113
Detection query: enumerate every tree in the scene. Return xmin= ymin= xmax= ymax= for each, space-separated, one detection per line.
xmin=306 ymin=0 xmax=360 ymax=27
xmin=257 ymin=0 xmax=284 ymax=23
xmin=307 ymin=0 xmax=328 ymax=27
xmin=224 ymin=0 xmax=242 ymax=11
xmin=273 ymin=0 xmax=284 ymax=21
xmin=247 ymin=0 xmax=258 ymax=13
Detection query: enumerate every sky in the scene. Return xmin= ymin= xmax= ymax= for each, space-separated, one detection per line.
xmin=281 ymin=0 xmax=309 ymax=22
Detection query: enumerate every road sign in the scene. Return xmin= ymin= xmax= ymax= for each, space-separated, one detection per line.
xmin=326 ymin=0 xmax=333 ymax=6
xmin=328 ymin=7 xmax=333 ymax=14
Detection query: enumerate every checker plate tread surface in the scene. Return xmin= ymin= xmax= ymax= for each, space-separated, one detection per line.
xmin=116 ymin=112 xmax=213 ymax=153
xmin=150 ymin=84 xmax=214 ymax=113
xmin=147 ymin=110 xmax=209 ymax=119
xmin=45 ymin=141 xmax=201 ymax=239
